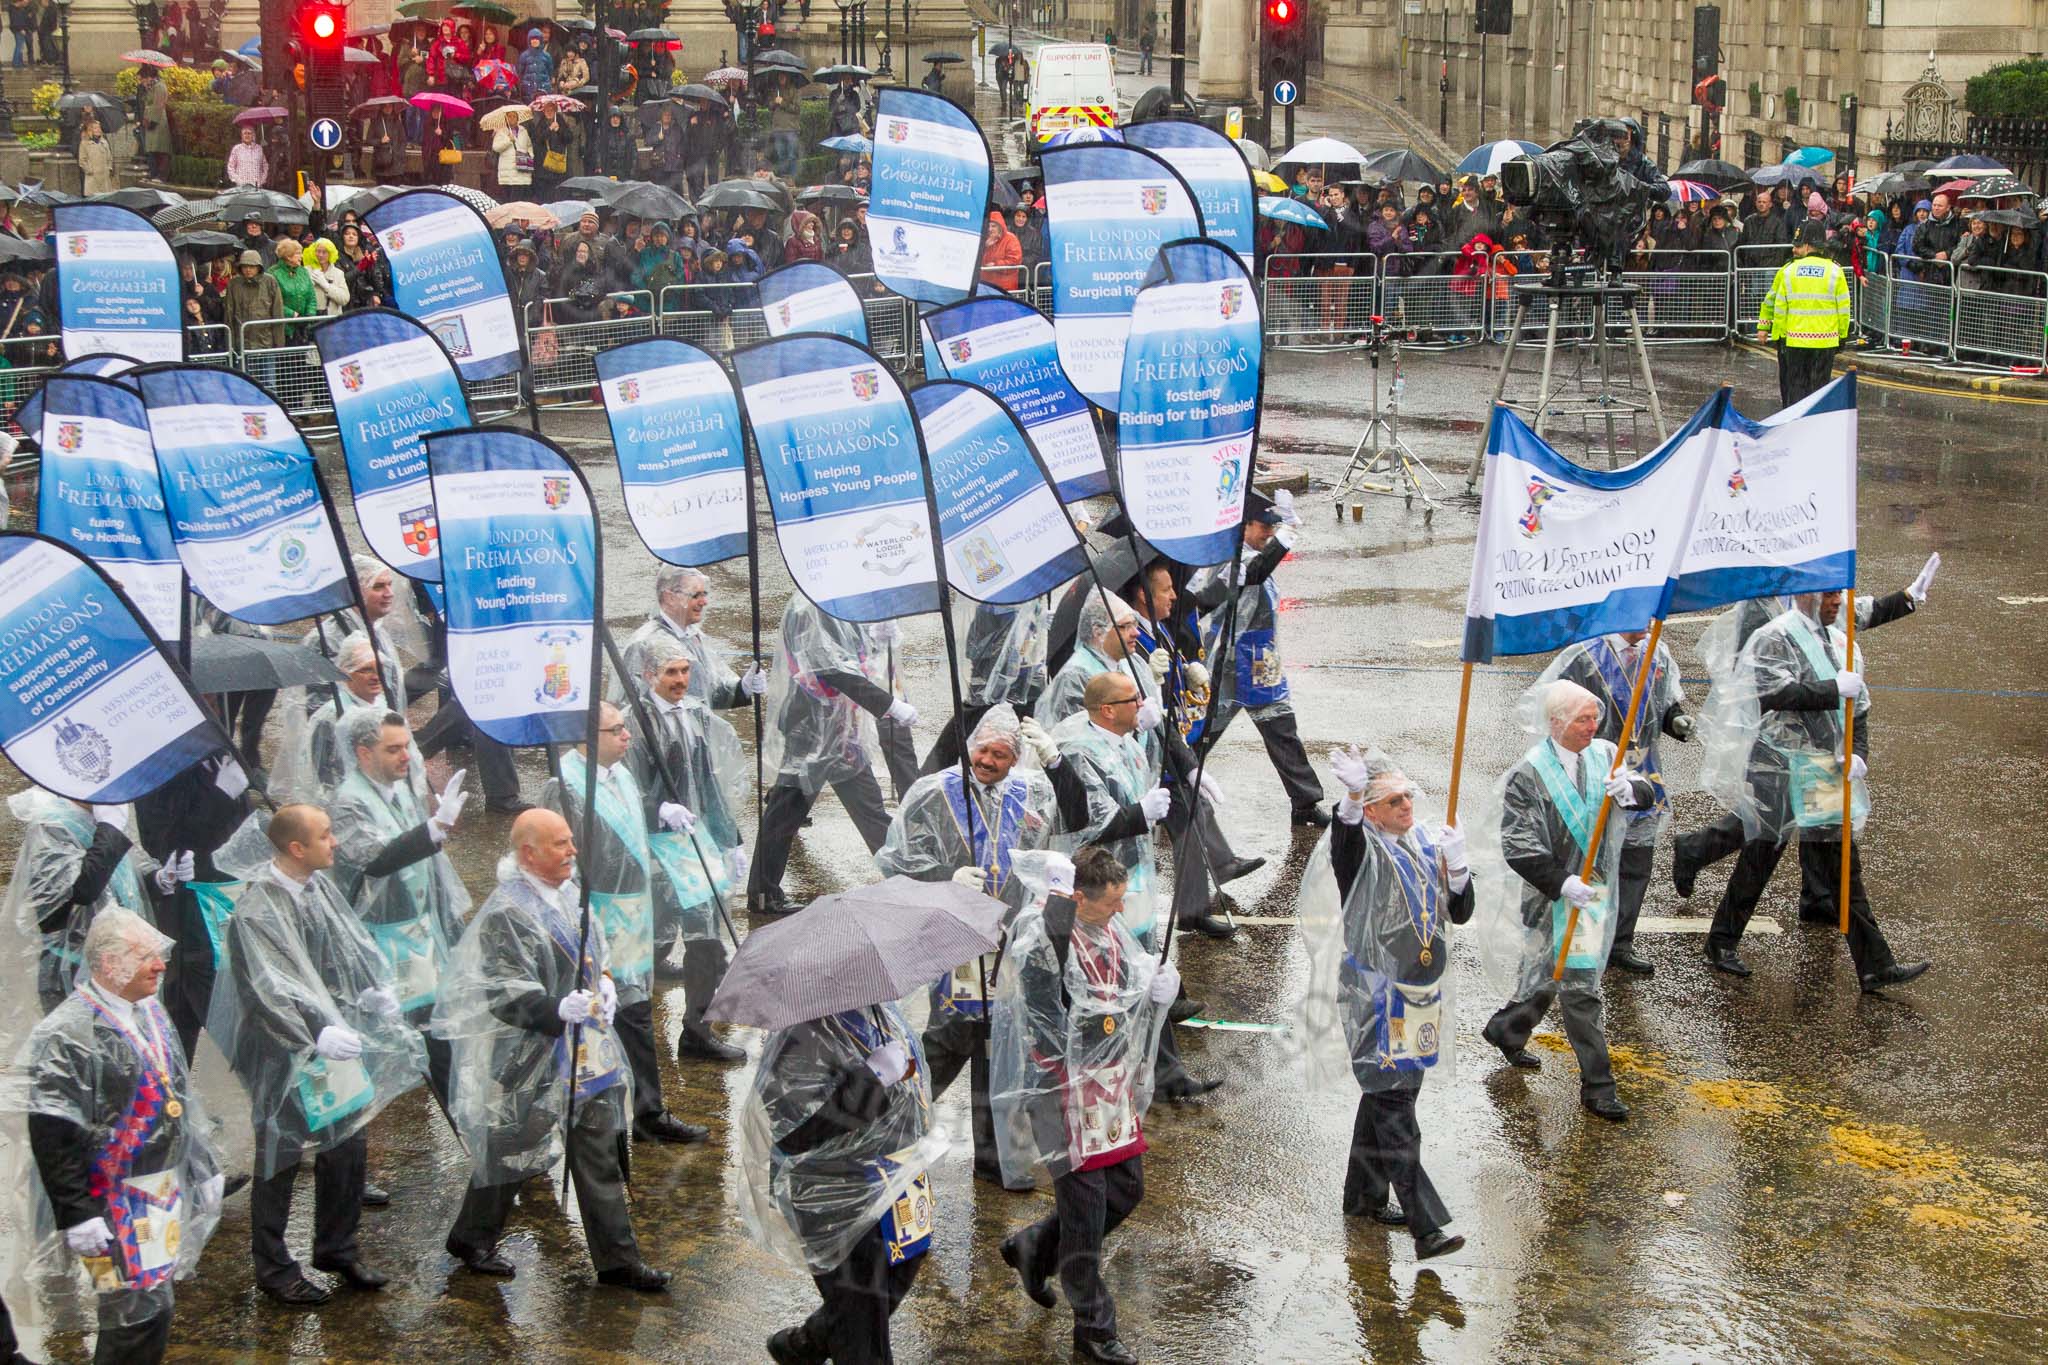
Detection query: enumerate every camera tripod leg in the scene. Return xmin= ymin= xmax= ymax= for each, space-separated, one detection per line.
xmin=1628 ymin=304 xmax=1667 ymax=441
xmin=1529 ymin=300 xmax=1563 ymax=441
xmin=1468 ymin=294 xmax=1525 ymax=489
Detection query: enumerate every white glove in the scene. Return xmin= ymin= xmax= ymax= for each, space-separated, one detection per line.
xmin=214 ymin=758 xmax=250 ymax=799
xmin=1184 ymin=661 xmax=1211 ymax=691
xmin=1330 ymin=745 xmax=1372 ymax=794
xmin=726 ymin=846 xmax=750 ymax=882
xmin=1148 ymin=961 xmax=1180 ymax=1005
xmin=557 ymin=990 xmax=595 ymax=1025
xmin=153 ymin=850 xmax=195 ymax=894
xmin=1436 ymin=823 xmax=1467 ymax=873
xmin=1907 ymin=551 xmax=1940 ymax=604
xmin=1604 ymin=770 xmax=1642 ymax=808
xmin=950 ymin=864 xmax=988 ymax=890
xmin=1273 ymin=487 xmax=1300 ymax=525
xmin=64 ymin=1218 xmax=112 ymax=1256
xmin=195 ymin=1173 xmax=226 ymax=1213
xmin=1847 ymin=753 xmax=1867 ymax=782
xmin=1147 ymin=646 xmax=1171 ymax=682
xmin=1835 ymin=670 xmax=1864 ymax=700
xmin=1669 ymin=712 xmax=1696 ymax=742
xmin=429 ymin=768 xmax=469 ymax=839
xmin=1018 ymin=715 xmax=1060 ymax=767
xmin=1335 ymin=795 xmax=1365 ymax=825
xmin=658 ymin=801 xmax=696 ymax=833
xmin=1274 ymin=523 xmax=1298 ymax=550
xmin=863 ymin=1041 xmax=911 ymax=1086
xmin=739 ymin=662 xmax=768 ymax=696
xmin=1135 ymin=697 xmax=1163 ymax=732
xmin=1138 ymin=786 xmax=1172 ymax=823
xmin=885 ymin=698 xmax=918 ymax=726
xmin=91 ymin=804 xmax=126 ymax=830
xmin=1044 ymin=850 xmax=1076 ymax=897
xmin=314 ymin=1024 xmax=363 ymax=1060
xmin=1560 ymin=875 xmax=1600 ymax=909
xmin=596 ymin=975 xmax=618 ymax=1028
xmin=1196 ymin=769 xmax=1223 ymax=805
xmin=356 ymin=985 xmax=402 ymax=1018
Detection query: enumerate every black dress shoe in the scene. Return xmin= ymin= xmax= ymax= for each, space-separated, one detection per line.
xmin=1167 ymin=996 xmax=1203 ymax=1024
xmin=312 ymin=1257 xmax=390 ymax=1290
xmin=596 ymin=1261 xmax=672 ymax=1292
xmin=1291 ymin=804 xmax=1332 ymax=828
xmin=1344 ymin=1195 xmax=1406 ymax=1226
xmin=1182 ymin=911 xmax=1237 ymax=940
xmin=484 ymin=799 xmax=534 ymax=816
xmin=1413 ymin=1229 xmax=1466 ymax=1260
xmin=1581 ymin=1092 xmax=1630 ymax=1123
xmin=1609 ymin=947 xmax=1656 ymax=976
xmin=360 ymin=1181 xmax=391 ymax=1207
xmin=1861 ymin=960 xmax=1931 ymax=994
xmin=261 ymin=1276 xmax=333 ymax=1306
xmin=1211 ymin=855 xmax=1266 ymax=884
xmin=1481 ymin=1019 xmax=1541 ymax=1069
xmin=766 ymin=1325 xmax=827 ymax=1365
xmin=1704 ymin=946 xmax=1752 ymax=978
xmin=1159 ymin=1075 xmax=1223 ymax=1103
xmin=1798 ymin=906 xmax=1838 ymax=925
xmin=445 ymin=1241 xmax=516 ymax=1278
xmin=634 ymin=1111 xmax=710 ymax=1144
xmin=221 ymin=1172 xmax=252 ymax=1200
xmin=748 ymin=889 xmax=792 ymax=916
xmin=1671 ymin=840 xmax=1700 ymax=899
xmin=1000 ymin=1229 xmax=1056 ymax=1307
xmin=1075 ymin=1337 xmax=1140 ymax=1365
xmin=675 ymin=1023 xmax=747 ymax=1063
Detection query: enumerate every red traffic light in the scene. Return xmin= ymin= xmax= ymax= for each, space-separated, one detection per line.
xmin=299 ymin=0 xmax=347 ymax=53
xmin=1266 ymin=0 xmax=1297 ymax=24
xmin=758 ymin=20 xmax=775 ymax=36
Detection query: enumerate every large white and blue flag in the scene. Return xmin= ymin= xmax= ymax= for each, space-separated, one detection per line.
xmin=314 ymin=308 xmax=473 ymax=582
xmin=595 ymin=338 xmax=750 ymax=565
xmin=1116 ymin=239 xmax=1263 ymax=568
xmin=134 ymin=366 xmax=355 ymax=625
xmin=868 ymin=89 xmax=994 ymax=305
xmin=425 ymin=428 xmax=600 ymax=748
xmin=914 ymin=379 xmax=1089 ymax=604
xmin=920 ymin=296 xmax=1110 ymax=502
xmin=758 ymin=261 xmax=871 ymax=344
xmin=1122 ymin=120 xmax=1257 ymax=272
xmin=52 ymin=204 xmax=183 ymax=363
xmin=1463 ymin=390 xmax=1732 ymax=662
xmin=1668 ymin=373 xmax=1857 ymax=614
xmin=364 ymin=189 xmax=523 ymax=381
xmin=733 ymin=334 xmax=940 ymax=621
xmin=35 ymin=374 xmax=183 ymax=641
xmin=0 ymin=533 xmax=226 ymax=802
xmin=1040 ymin=143 xmax=1203 ymax=409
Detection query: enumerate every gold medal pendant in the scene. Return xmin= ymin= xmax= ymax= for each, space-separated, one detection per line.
xmin=1103 ymin=1016 xmax=1117 ymax=1035
xmin=1419 ymin=947 xmax=1432 ymax=967
xmin=164 ymin=1098 xmax=183 ymax=1119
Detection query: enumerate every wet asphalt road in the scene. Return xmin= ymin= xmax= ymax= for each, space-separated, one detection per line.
xmin=7 ymin=334 xmax=2041 ymax=1364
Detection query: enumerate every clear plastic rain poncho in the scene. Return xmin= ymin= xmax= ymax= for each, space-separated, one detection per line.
xmin=301 ymin=555 xmax=428 ymax=714
xmin=738 ymin=1003 xmax=945 ymax=1276
xmin=540 ymin=752 xmax=658 ymax=1005
xmin=429 ymin=868 xmax=630 ymax=1187
xmin=328 ymin=711 xmax=472 ymax=1017
xmin=625 ymin=637 xmax=750 ymax=943
xmin=960 ymin=597 xmax=1050 ymax=707
xmin=989 ymin=902 xmax=1167 ymax=1188
xmin=270 ymin=634 xmax=431 ymax=807
xmin=1696 ymin=598 xmax=1870 ymax=844
xmin=4 ymin=793 xmax=155 ymax=1013
xmin=1187 ymin=554 xmax=1289 ymax=720
xmin=205 ymin=867 xmax=427 ymax=1177
xmin=0 ymin=915 xmax=222 ymax=1361
xmin=1047 ymin=710 xmax=1161 ymax=943
xmin=616 ymin=609 xmax=749 ymax=710
xmin=763 ymin=596 xmax=885 ymax=797
xmin=1471 ymin=712 xmax=1629 ymax=1005
xmin=1527 ymin=634 xmax=1686 ymax=849
xmin=1295 ymin=759 xmax=1463 ymax=1096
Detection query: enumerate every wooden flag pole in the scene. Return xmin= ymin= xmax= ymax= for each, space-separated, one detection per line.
xmin=1838 ymin=588 xmax=1858 ymax=936
xmin=1445 ymin=662 xmax=1475 ymax=823
xmin=1552 ymin=617 xmax=1664 ymax=980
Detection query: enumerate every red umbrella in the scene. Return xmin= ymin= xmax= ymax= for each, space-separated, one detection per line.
xmin=1935 ymin=178 xmax=1976 ymax=198
xmin=233 ymin=105 xmax=290 ymax=126
xmin=472 ymin=57 xmax=517 ymax=93
xmin=410 ymin=91 xmax=475 ymax=116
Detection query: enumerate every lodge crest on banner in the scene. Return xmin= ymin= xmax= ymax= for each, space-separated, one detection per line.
xmin=67 ymin=235 xmax=88 ymax=257
xmin=242 ymin=411 xmax=268 ymax=440
xmin=1727 ymin=458 xmax=1748 ymax=497
xmin=386 ymin=229 xmax=406 ymax=252
xmin=1214 ymin=446 xmax=1242 ymax=502
xmin=1219 ymin=284 xmax=1243 ymax=319
xmin=55 ymin=421 xmax=83 ymax=452
xmin=947 ymin=337 xmax=972 ymax=364
xmin=1140 ymin=186 xmax=1168 ymax=215
xmin=338 ymin=360 xmax=365 ymax=393
xmin=616 ymin=376 xmax=640 ymax=403
xmin=400 ymin=505 xmax=438 ymax=556
xmin=851 ymin=369 xmax=880 ymax=401
xmin=887 ymin=119 xmax=909 ymax=143
xmin=958 ymin=532 xmax=1007 ymax=585
xmin=542 ymin=476 xmax=571 ymax=508
xmin=777 ymin=300 xmax=794 ymax=327
xmin=854 ymin=511 xmax=925 ymax=578
xmin=534 ymin=627 xmax=583 ymax=706
xmin=54 ymin=717 xmax=113 ymax=785
xmin=1519 ymin=475 xmax=1560 ymax=537
xmin=277 ymin=534 xmax=309 ymax=578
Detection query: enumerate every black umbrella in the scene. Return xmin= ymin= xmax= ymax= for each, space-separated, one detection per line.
xmin=560 ymin=175 xmax=629 ymax=203
xmin=697 ymin=182 xmax=781 ymax=213
xmin=988 ymin=176 xmax=1018 ymax=210
xmin=187 ymin=636 xmax=350 ymax=693
xmin=1360 ymin=147 xmax=1446 ymax=185
xmin=611 ymin=181 xmax=694 ymax=220
xmin=557 ymin=16 xmax=594 ymax=30
xmin=350 ymin=95 xmax=409 ymax=119
xmin=989 ymin=42 xmax=1020 ymax=57
xmin=1676 ymin=157 xmax=1748 ymax=189
xmin=1748 ymin=163 xmax=1823 ymax=188
xmin=797 ymin=183 xmax=865 ymax=205
xmin=672 ymin=83 xmax=727 ymax=107
xmin=706 ymin=176 xmax=792 ymax=212
xmin=924 ymin=52 xmax=966 ymax=64
xmin=755 ymin=48 xmax=805 ymax=67
xmin=705 ymin=877 xmax=1005 ymax=1030
xmin=171 ymin=229 xmax=241 ymax=253
xmin=1973 ymin=207 xmax=2034 ymax=228
xmin=0 ymin=235 xmax=54 ymax=263
xmin=0 ymin=185 xmax=17 ymax=206
xmin=91 ymin=187 xmax=186 ymax=214
xmin=1959 ymin=174 xmax=2032 ymax=201
xmin=13 ymin=184 xmax=77 ymax=208
xmin=629 ymin=28 xmax=676 ymax=41
xmin=219 ymin=200 xmax=310 ymax=227
xmin=1891 ymin=158 xmax=1937 ymax=177
xmin=330 ymin=184 xmax=408 ymax=218
xmin=813 ymin=64 xmax=872 ymax=80
xmin=56 ymin=92 xmax=125 ymax=132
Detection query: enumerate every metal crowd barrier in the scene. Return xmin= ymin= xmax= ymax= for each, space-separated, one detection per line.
xmin=1732 ymin=244 xmax=1791 ymax=337
xmin=1615 ymin=250 xmax=1733 ymax=344
xmin=1854 ymin=253 xmax=1891 ymax=344
xmin=1952 ymin=264 xmax=2048 ymax=368
xmin=1881 ymin=257 xmax=1955 ymax=356
xmin=1377 ymin=251 xmax=1487 ymax=349
xmin=526 ymin=292 xmax=658 ymax=405
xmin=1259 ymin=253 xmax=1378 ymax=348
xmin=1030 ymin=262 xmax=1052 ymax=313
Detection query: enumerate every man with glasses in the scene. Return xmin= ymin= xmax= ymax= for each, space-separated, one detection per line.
xmin=617 ymin=566 xmax=767 ymax=711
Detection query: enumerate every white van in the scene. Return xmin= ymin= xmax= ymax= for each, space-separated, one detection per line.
xmin=1027 ymin=42 xmax=1118 ymax=144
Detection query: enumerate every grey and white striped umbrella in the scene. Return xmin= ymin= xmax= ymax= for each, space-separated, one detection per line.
xmin=706 ymin=877 xmax=1006 ymax=1030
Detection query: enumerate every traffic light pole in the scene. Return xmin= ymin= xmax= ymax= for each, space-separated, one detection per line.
xmin=1438 ymin=8 xmax=1447 ymax=141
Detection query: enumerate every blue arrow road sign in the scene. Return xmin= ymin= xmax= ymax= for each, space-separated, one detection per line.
xmin=1272 ymin=80 xmax=1299 ymax=106
xmin=310 ymin=118 xmax=343 ymax=151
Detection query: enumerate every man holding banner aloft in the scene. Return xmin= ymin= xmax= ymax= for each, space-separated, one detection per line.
xmin=617 ymin=566 xmax=768 ymax=711
xmin=541 ymin=702 xmax=710 ymax=1143
xmin=6 ymin=792 xmax=159 ymax=1014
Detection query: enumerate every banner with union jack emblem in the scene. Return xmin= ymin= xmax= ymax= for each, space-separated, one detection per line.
xmin=920 ymin=296 xmax=1110 ymax=501
xmin=733 ymin=334 xmax=940 ymax=622
xmin=1040 ymin=143 xmax=1202 ymax=409
xmin=134 ymin=366 xmax=355 ymax=626
xmin=33 ymin=374 xmax=183 ymax=641
xmin=867 ymin=88 xmax=994 ymax=306
xmin=362 ymin=190 xmax=523 ymax=381
xmin=1123 ymin=121 xmax=1259 ymax=273
xmin=1463 ymin=392 xmax=1729 ymax=662
xmin=757 ymin=262 xmax=870 ymax=344
xmin=595 ymin=338 xmax=750 ymax=565
xmin=51 ymin=204 xmax=184 ymax=364
xmin=1117 ymin=239 xmax=1263 ymax=569
xmin=313 ymin=308 xmax=473 ymax=582
xmin=424 ymin=428 xmax=600 ymax=747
